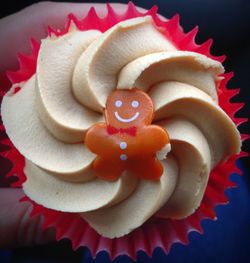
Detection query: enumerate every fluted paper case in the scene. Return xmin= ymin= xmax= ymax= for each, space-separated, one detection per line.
xmin=0 ymin=2 xmax=248 ymax=260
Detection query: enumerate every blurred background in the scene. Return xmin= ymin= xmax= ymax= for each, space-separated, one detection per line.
xmin=0 ymin=1 xmax=249 ymax=262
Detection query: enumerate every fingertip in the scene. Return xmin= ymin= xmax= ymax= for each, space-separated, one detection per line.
xmin=0 ymin=2 xmax=161 ymax=74
xmin=0 ymin=188 xmax=55 ymax=247
xmin=0 ymin=2 xmax=128 ymax=73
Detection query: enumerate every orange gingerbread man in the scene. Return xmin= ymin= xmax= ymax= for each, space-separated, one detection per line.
xmin=85 ymin=88 xmax=170 ymax=181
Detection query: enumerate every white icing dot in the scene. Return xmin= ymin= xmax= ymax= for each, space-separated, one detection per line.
xmin=120 ymin=142 xmax=127 ymax=149
xmin=131 ymin=100 xmax=139 ymax=108
xmin=115 ymin=100 xmax=122 ymax=107
xmin=120 ymin=154 xmax=127 ymax=161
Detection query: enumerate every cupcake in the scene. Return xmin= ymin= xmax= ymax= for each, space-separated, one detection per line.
xmin=0 ymin=2 xmax=246 ymax=260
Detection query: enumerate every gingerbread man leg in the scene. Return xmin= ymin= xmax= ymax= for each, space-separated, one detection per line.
xmin=93 ymin=157 xmax=125 ymax=181
xmin=128 ymin=157 xmax=163 ymax=180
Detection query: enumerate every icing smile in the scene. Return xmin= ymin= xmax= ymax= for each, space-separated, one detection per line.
xmin=114 ymin=111 xmax=140 ymax=123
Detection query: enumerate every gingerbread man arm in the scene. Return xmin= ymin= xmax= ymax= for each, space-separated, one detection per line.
xmin=127 ymin=125 xmax=170 ymax=156
xmin=142 ymin=125 xmax=170 ymax=152
xmin=147 ymin=125 xmax=170 ymax=150
xmin=85 ymin=123 xmax=119 ymax=156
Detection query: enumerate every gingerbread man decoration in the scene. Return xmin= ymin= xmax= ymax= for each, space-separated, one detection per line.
xmin=85 ymin=88 xmax=170 ymax=181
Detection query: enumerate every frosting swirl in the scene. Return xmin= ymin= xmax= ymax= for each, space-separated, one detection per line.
xmin=1 ymin=16 xmax=241 ymax=238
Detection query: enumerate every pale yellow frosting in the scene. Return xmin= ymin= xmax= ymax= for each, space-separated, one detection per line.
xmin=1 ymin=16 xmax=241 ymax=238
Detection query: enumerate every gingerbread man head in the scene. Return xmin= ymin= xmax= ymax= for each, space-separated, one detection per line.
xmin=104 ymin=88 xmax=154 ymax=129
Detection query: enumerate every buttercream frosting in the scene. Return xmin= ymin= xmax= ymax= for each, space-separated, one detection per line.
xmin=1 ymin=16 xmax=241 ymax=238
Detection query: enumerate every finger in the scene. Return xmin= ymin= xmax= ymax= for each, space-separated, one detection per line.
xmin=0 ymin=188 xmax=55 ymax=247
xmin=0 ymin=2 xmax=147 ymax=73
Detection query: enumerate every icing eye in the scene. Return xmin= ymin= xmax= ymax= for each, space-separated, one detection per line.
xmin=131 ymin=100 xmax=139 ymax=108
xmin=115 ymin=100 xmax=122 ymax=108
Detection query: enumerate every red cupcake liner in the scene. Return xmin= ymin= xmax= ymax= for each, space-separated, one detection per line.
xmin=0 ymin=2 xmax=249 ymax=260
